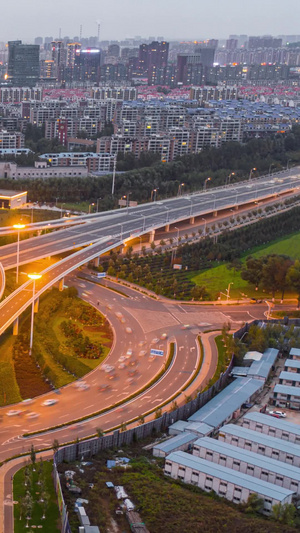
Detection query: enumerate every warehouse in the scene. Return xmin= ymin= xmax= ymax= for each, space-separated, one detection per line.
xmin=168 ymin=420 xmax=214 ymax=437
xmin=272 ymin=384 xmax=300 ymax=409
xmin=218 ymin=424 xmax=300 ymax=466
xmin=192 ymin=436 xmax=300 ymax=495
xmin=242 ymin=412 xmax=300 ymax=444
xmin=188 ymin=378 xmax=263 ymax=431
xmin=152 ymin=432 xmax=197 ymax=458
xmin=247 ymin=348 xmax=278 ymax=382
xmin=164 ymin=450 xmax=294 ymax=514
xmin=289 ymin=348 xmax=300 ymax=361
xmin=279 ymin=371 xmax=300 ymax=387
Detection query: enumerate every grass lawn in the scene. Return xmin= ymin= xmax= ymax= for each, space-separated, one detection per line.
xmin=191 ymin=232 xmax=300 ymax=300
xmin=14 ymin=460 xmax=60 ymax=532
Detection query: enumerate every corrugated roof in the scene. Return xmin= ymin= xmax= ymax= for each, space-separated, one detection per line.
xmin=290 ymin=348 xmax=300 ymax=357
xmin=153 ymin=432 xmax=197 ymax=453
xmin=166 ymin=451 xmax=294 ymax=500
xmin=274 ymin=384 xmax=300 ymax=397
xmin=285 ymin=359 xmax=300 ymax=369
xmin=243 ymin=411 xmax=300 ymax=436
xmin=280 ymin=371 xmax=300 ymax=383
xmin=194 ymin=436 xmax=300 ymax=480
xmin=188 ymin=378 xmax=263 ymax=428
xmin=219 ymin=424 xmax=300 ymax=455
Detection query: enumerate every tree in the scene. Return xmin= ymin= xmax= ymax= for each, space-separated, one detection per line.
xmin=96 ymin=427 xmax=104 ymax=437
xmin=241 ymin=256 xmax=265 ymax=290
xmin=155 ymin=407 xmax=162 ymax=419
xmin=30 ymin=445 xmax=36 ymax=469
xmin=272 ymin=502 xmax=296 ymax=525
xmin=138 ymin=415 xmax=145 ymax=425
xmin=52 ymin=439 xmax=59 ymax=455
xmin=287 ymin=259 xmax=300 ymax=308
xmin=261 ymin=254 xmax=291 ymax=300
xmin=245 ymin=493 xmax=264 ymax=514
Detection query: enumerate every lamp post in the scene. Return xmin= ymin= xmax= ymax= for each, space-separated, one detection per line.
xmin=177 ymin=183 xmax=185 ymax=196
xmin=55 ymin=197 xmax=59 ymax=206
xmin=202 ymin=218 xmax=207 ymax=235
xmin=142 ymin=215 xmax=146 ymax=231
xmin=226 ymin=172 xmax=235 ymax=186
xmin=111 ymin=155 xmax=117 ymax=195
xmin=89 ymin=203 xmax=95 ymax=214
xmin=188 ymin=198 xmax=193 ymax=217
xmin=203 ymin=177 xmax=211 ymax=191
xmin=249 ymin=167 xmax=257 ymax=181
xmin=269 ymin=163 xmax=275 ymax=176
xmin=226 ymin=282 xmax=233 ymax=301
xmin=96 ymin=197 xmax=102 ymax=212
xmin=13 ymin=223 xmax=25 ymax=284
xmin=60 ymin=203 xmax=65 ymax=217
xmin=28 ymin=273 xmax=42 ymax=355
xmin=151 ymin=188 xmax=159 ymax=202
xmin=210 ymin=193 xmax=216 ymax=210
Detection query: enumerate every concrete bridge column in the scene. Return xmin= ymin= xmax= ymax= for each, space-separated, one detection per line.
xmin=189 ymin=216 xmax=195 ymax=225
xmin=94 ymin=257 xmax=100 ymax=267
xmin=59 ymin=278 xmax=64 ymax=291
xmin=213 ymin=211 xmax=218 ymax=217
xmin=149 ymin=230 xmax=155 ymax=243
xmin=13 ymin=317 xmax=19 ymax=336
xmin=34 ymin=297 xmax=39 ymax=312
xmin=165 ymin=224 xmax=170 ymax=232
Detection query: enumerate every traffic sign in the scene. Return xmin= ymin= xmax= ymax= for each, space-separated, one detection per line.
xmin=150 ymin=349 xmax=164 ymax=357
xmin=96 ymin=272 xmax=106 ymax=278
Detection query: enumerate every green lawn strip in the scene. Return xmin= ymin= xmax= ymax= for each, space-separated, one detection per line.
xmin=13 ymin=461 xmax=60 ymax=533
xmin=191 ymin=231 xmax=300 ymax=300
xmin=211 ymin=335 xmax=229 ymax=386
xmin=181 ymin=336 xmax=204 ymax=393
xmin=23 ymin=343 xmax=176 ymax=438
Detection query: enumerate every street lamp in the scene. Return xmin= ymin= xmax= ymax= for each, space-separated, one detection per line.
xmin=120 ymin=223 xmax=123 ymax=241
xmin=142 ymin=215 xmax=146 ymax=231
xmin=28 ymin=273 xmax=42 ymax=355
xmin=96 ymin=197 xmax=102 ymax=212
xmin=249 ymin=167 xmax=257 ymax=181
xmin=151 ymin=188 xmax=159 ymax=202
xmin=269 ymin=163 xmax=275 ymax=176
xmin=89 ymin=203 xmax=95 ymax=214
xmin=203 ymin=177 xmax=211 ymax=191
xmin=226 ymin=282 xmax=233 ymax=301
xmin=60 ymin=203 xmax=65 ymax=217
xmin=55 ymin=197 xmax=59 ymax=206
xmin=202 ymin=218 xmax=207 ymax=236
xmin=226 ymin=172 xmax=235 ymax=186
xmin=177 ymin=183 xmax=185 ymax=196
xmin=13 ymin=224 xmax=25 ymax=284
xmin=111 ymin=155 xmax=117 ymax=195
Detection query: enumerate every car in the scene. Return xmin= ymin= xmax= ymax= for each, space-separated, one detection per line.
xmin=128 ymin=369 xmax=138 ymax=376
xmin=129 ymin=359 xmax=138 ymax=367
xmin=115 ymin=312 xmax=123 ymax=319
xmin=242 ymin=403 xmax=253 ymax=409
xmin=6 ymin=410 xmax=22 ymax=416
xmin=42 ymin=399 xmax=58 ymax=406
xmin=98 ymin=384 xmax=110 ymax=392
xmin=138 ymin=340 xmax=146 ymax=347
xmin=269 ymin=410 xmax=286 ymax=418
xmin=126 ymin=349 xmax=133 ymax=357
xmin=26 ymin=412 xmax=39 ymax=419
xmin=160 ymin=333 xmax=168 ymax=340
xmin=118 ymin=356 xmax=126 ymax=362
xmin=125 ymin=327 xmax=132 ymax=334
xmin=77 ymin=383 xmax=90 ymax=391
xmin=107 ymin=373 xmax=116 ymax=380
xmin=118 ymin=363 xmax=126 ymax=369
xmin=151 ymin=337 xmax=159 ymax=344
xmin=139 ymin=350 xmax=146 ymax=357
xmin=120 ymin=317 xmax=126 ymax=324
xmin=181 ymin=324 xmax=190 ymax=330
xmin=22 ymin=398 xmax=34 ymax=405
xmin=104 ymin=365 xmax=115 ymax=373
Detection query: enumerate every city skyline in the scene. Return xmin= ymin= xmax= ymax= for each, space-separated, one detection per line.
xmin=0 ymin=0 xmax=300 ymax=43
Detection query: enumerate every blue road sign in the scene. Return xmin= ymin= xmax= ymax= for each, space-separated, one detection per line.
xmin=150 ymin=349 xmax=164 ymax=357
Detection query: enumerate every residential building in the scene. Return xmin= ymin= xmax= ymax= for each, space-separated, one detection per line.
xmin=242 ymin=412 xmax=300 ymax=444
xmin=272 ymin=384 xmax=300 ymax=409
xmin=7 ymin=41 xmax=40 ymax=87
xmin=153 ymin=432 xmax=197 ymax=458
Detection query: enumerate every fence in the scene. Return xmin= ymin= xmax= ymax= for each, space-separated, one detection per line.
xmin=53 ymin=356 xmax=234 ymax=532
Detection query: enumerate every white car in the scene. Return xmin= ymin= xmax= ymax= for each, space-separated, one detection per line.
xmin=104 ymin=365 xmax=115 ymax=373
xmin=6 ymin=410 xmax=22 ymax=416
xmin=118 ymin=356 xmax=126 ymax=362
xmin=138 ymin=340 xmax=146 ymax=347
xmin=118 ymin=363 xmax=126 ymax=369
xmin=269 ymin=410 xmax=286 ymax=418
xmin=77 ymin=383 xmax=90 ymax=390
xmin=125 ymin=327 xmax=132 ymax=334
xmin=139 ymin=350 xmax=146 ymax=357
xmin=42 ymin=399 xmax=58 ymax=406
xmin=151 ymin=337 xmax=159 ymax=345
xmin=22 ymin=398 xmax=34 ymax=405
xmin=26 ymin=412 xmax=39 ymax=419
xmin=126 ymin=349 xmax=133 ymax=357
xmin=160 ymin=333 xmax=167 ymax=340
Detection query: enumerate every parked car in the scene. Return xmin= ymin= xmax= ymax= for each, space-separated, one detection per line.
xmin=268 ymin=410 xmax=286 ymax=418
xmin=242 ymin=403 xmax=253 ymax=409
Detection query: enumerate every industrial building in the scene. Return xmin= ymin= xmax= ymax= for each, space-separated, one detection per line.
xmin=242 ymin=412 xmax=300 ymax=444
xmin=0 ymin=189 xmax=27 ymax=208
xmin=164 ymin=451 xmax=294 ymax=513
xmin=192 ymin=436 xmax=300 ymax=495
xmin=218 ymin=424 xmax=300 ymax=467
xmin=152 ymin=432 xmax=197 ymax=458
xmin=272 ymin=384 xmax=300 ymax=409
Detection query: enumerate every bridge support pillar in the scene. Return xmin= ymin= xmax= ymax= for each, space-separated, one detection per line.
xmin=234 ymin=205 xmax=239 ymax=210
xmin=59 ymin=278 xmax=64 ymax=292
xmin=34 ymin=297 xmax=39 ymax=312
xmin=94 ymin=256 xmax=100 ymax=267
xmin=189 ymin=216 xmax=195 ymax=225
xmin=165 ymin=224 xmax=170 ymax=232
xmin=149 ymin=230 xmax=155 ymax=243
xmin=13 ymin=317 xmax=19 ymax=336
xmin=213 ymin=210 xmax=218 ymax=217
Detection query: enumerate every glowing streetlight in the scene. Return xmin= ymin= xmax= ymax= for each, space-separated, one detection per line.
xmin=89 ymin=203 xmax=95 ymax=214
xmin=27 ymin=273 xmax=42 ymax=355
xmin=227 ymin=172 xmax=235 ymax=186
xmin=151 ymin=188 xmax=159 ymax=202
xmin=178 ymin=183 xmax=185 ymax=196
xmin=249 ymin=168 xmax=257 ymax=181
xmin=203 ymin=177 xmax=211 ymax=191
xmin=13 ymin=224 xmax=25 ymax=284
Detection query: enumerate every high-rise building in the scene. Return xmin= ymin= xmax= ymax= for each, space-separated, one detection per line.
xmin=7 ymin=41 xmax=40 ymax=87
xmin=138 ymin=41 xmax=169 ymax=76
xmin=74 ymin=48 xmax=101 ymax=83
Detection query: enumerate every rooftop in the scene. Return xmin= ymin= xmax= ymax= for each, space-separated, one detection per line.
xmin=0 ymin=189 xmax=27 ymax=198
xmin=188 ymin=378 xmax=263 ymax=428
xmin=194 ymin=436 xmax=300 ymax=481
xmin=154 ymin=432 xmax=197 ymax=453
xmin=290 ymin=348 xmax=300 ymax=358
xmin=243 ymin=411 xmax=300 ymax=436
xmin=219 ymin=423 xmax=300 ymax=455
xmin=274 ymin=384 xmax=300 ymax=398
xmin=284 ymin=359 xmax=300 ymax=369
xmin=279 ymin=371 xmax=300 ymax=383
xmin=166 ymin=451 xmax=294 ymax=501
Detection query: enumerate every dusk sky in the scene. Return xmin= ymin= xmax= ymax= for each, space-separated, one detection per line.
xmin=1 ymin=0 xmax=300 ymax=42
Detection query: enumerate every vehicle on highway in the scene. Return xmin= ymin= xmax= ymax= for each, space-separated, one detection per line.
xmin=268 ymin=410 xmax=286 ymax=418
xmin=79 ymin=283 xmax=86 ymax=288
xmin=104 ymin=365 xmax=115 ymax=373
xmin=118 ymin=362 xmax=126 ymax=369
xmin=76 ymin=383 xmax=90 ymax=390
xmin=139 ymin=350 xmax=146 ymax=357
xmin=120 ymin=317 xmax=126 ymax=324
xmin=151 ymin=337 xmax=159 ymax=344
xmin=42 ymin=399 xmax=58 ymax=406
xmin=98 ymin=384 xmax=110 ymax=392
xmin=106 ymin=372 xmax=116 ymax=380
xmin=126 ymin=349 xmax=133 ymax=358
xmin=128 ymin=368 xmax=138 ymax=376
xmin=22 ymin=398 xmax=34 ymax=405
xmin=160 ymin=333 xmax=167 ymax=340
xmin=115 ymin=312 xmax=123 ymax=319
xmin=26 ymin=412 xmax=39 ymax=419
xmin=126 ymin=377 xmax=134 ymax=384
xmin=129 ymin=359 xmax=138 ymax=367
xmin=138 ymin=340 xmax=146 ymax=347
xmin=125 ymin=327 xmax=132 ymax=334
xmin=6 ymin=410 xmax=22 ymax=416
xmin=118 ymin=356 xmax=126 ymax=362
xmin=181 ymin=324 xmax=190 ymax=330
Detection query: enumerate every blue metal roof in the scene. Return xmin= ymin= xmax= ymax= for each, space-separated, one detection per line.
xmin=154 ymin=432 xmax=197 ymax=453
xmin=274 ymin=384 xmax=300 ymax=397
xmin=194 ymin=436 xmax=300 ymax=481
xmin=243 ymin=411 xmax=300 ymax=436
xmin=188 ymin=378 xmax=263 ymax=428
xmin=285 ymin=359 xmax=300 ymax=369
xmin=248 ymin=348 xmax=278 ymax=380
xmin=290 ymin=348 xmax=300 ymax=358
xmin=219 ymin=424 xmax=300 ymax=455
xmin=166 ymin=451 xmax=294 ymax=500
xmin=280 ymin=371 xmax=300 ymax=383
